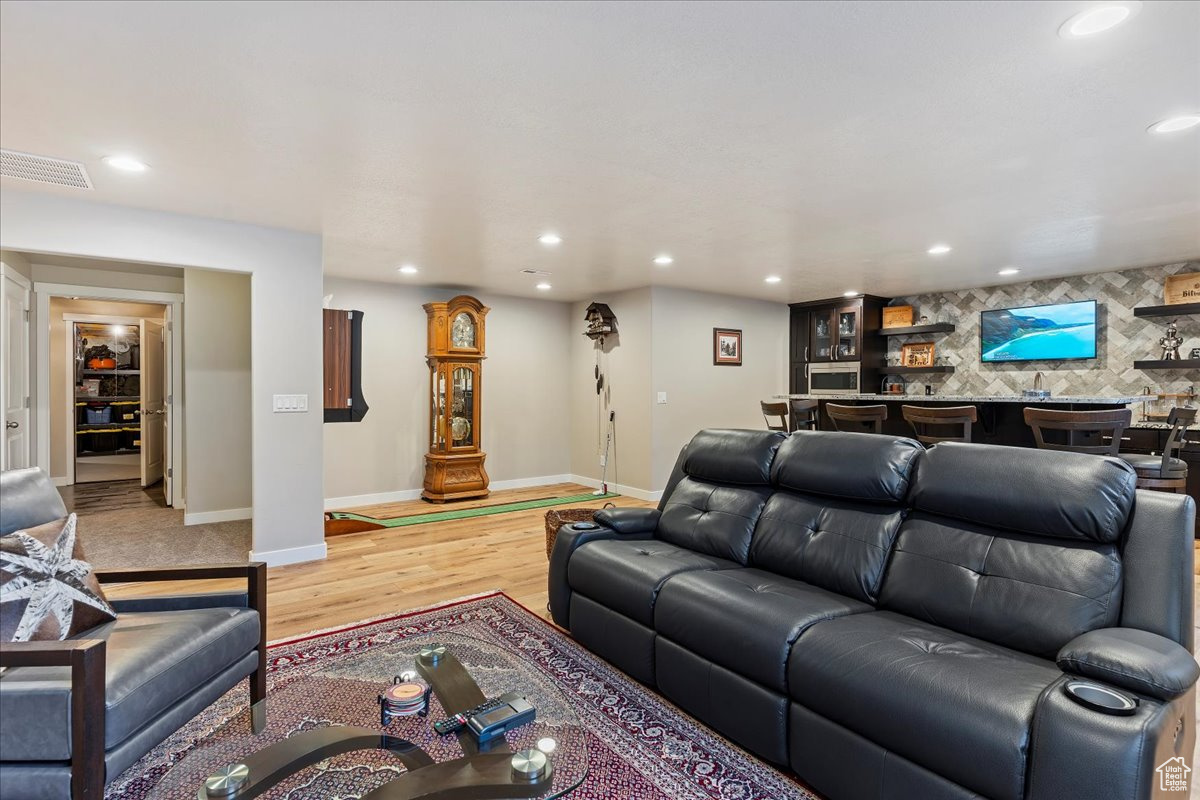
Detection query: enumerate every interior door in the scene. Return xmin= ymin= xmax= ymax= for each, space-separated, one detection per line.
xmin=1 ymin=272 xmax=31 ymax=470
xmin=140 ymin=319 xmax=165 ymax=487
xmin=162 ymin=307 xmax=173 ymax=505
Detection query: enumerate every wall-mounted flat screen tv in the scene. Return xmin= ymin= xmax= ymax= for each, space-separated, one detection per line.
xmin=980 ymin=300 xmax=1097 ymax=363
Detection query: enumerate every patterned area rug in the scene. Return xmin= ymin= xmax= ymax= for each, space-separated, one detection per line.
xmin=107 ymin=592 xmax=818 ymax=800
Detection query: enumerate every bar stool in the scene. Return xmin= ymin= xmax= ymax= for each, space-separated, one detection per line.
xmin=1118 ymin=407 xmax=1195 ymax=493
xmin=760 ymin=401 xmax=789 ymax=432
xmin=1022 ymin=407 xmax=1132 ymax=455
xmin=902 ymin=405 xmax=978 ymax=445
xmin=826 ymin=403 xmax=888 ymax=434
xmin=789 ymin=398 xmax=819 ymax=431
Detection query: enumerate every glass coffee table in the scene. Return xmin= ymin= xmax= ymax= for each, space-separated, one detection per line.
xmin=155 ymin=633 xmax=588 ymax=799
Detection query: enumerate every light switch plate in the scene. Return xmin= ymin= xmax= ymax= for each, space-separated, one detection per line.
xmin=273 ymin=394 xmax=309 ymax=413
xmin=657 ymin=392 xmax=668 ymax=404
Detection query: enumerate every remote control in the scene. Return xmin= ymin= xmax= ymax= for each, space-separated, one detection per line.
xmin=432 ymin=696 xmax=511 ymax=736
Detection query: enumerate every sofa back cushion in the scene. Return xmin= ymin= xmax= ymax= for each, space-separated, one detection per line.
xmin=879 ymin=514 xmax=1122 ymax=658
xmin=747 ymin=431 xmax=922 ymax=602
xmin=770 ymin=430 xmax=923 ymax=503
xmin=879 ymin=442 xmax=1133 ymax=657
xmin=908 ymin=441 xmax=1136 ymax=543
xmin=750 ymin=493 xmax=905 ymax=603
xmin=657 ymin=429 xmax=784 ymax=563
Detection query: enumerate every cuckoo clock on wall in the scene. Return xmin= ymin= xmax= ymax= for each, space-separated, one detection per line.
xmin=421 ymin=295 xmax=490 ymax=502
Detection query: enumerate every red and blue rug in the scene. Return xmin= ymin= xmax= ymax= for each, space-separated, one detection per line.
xmin=107 ymin=592 xmax=818 ymax=799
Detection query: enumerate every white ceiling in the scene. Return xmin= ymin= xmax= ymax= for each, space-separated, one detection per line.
xmin=1 ymin=1 xmax=1197 ymax=303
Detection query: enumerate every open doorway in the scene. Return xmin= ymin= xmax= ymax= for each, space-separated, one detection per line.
xmin=59 ymin=300 xmax=168 ymax=485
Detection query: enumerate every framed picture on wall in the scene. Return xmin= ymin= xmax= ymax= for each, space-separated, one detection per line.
xmin=713 ymin=328 xmax=743 ymax=366
xmin=901 ymin=341 xmax=936 ymax=368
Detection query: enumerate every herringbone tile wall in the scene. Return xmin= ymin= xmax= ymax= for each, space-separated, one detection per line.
xmin=886 ymin=261 xmax=1199 ymax=397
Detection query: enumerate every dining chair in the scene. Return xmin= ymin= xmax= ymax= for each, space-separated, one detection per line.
xmin=825 ymin=403 xmax=888 ymax=434
xmin=1022 ymin=407 xmax=1132 ymax=455
xmin=902 ymin=404 xmax=978 ymax=445
xmin=1118 ymin=406 xmax=1195 ymax=493
xmin=760 ymin=401 xmax=790 ymax=432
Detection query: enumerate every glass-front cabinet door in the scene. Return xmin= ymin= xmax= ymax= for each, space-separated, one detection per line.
xmin=834 ymin=305 xmax=860 ymax=361
xmin=809 ymin=310 xmax=834 ymax=362
xmin=449 ymin=365 xmax=476 ymax=448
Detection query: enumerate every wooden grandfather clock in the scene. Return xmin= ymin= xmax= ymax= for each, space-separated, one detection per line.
xmin=422 ymin=295 xmax=490 ymax=502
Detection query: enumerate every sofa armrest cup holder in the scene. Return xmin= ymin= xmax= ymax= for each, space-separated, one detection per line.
xmin=570 ymin=522 xmax=601 ymax=531
xmin=1063 ymin=679 xmax=1139 ymax=716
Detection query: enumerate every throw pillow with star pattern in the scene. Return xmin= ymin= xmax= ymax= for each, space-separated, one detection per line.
xmin=1 ymin=514 xmax=117 ymax=642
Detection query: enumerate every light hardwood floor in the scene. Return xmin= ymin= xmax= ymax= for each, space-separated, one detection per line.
xmin=105 ymin=483 xmax=656 ymax=640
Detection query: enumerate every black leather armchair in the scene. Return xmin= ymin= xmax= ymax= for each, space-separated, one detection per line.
xmin=0 ymin=468 xmax=267 ymax=800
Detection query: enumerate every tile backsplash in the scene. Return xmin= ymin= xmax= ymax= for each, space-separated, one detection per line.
xmin=885 ymin=261 xmax=1199 ymax=398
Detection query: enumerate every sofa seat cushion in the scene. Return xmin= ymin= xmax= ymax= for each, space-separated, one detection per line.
xmin=568 ymin=539 xmax=735 ymax=627
xmin=656 ymin=568 xmax=871 ymax=692
xmin=788 ymin=611 xmax=1060 ymax=800
xmin=0 ymin=607 xmax=260 ymax=760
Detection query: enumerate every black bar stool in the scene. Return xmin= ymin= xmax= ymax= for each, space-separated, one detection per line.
xmin=902 ymin=405 xmax=978 ymax=445
xmin=760 ymin=401 xmax=789 ymax=432
xmin=1022 ymin=407 xmax=1132 ymax=455
xmin=789 ymin=399 xmax=819 ymax=431
xmin=826 ymin=403 xmax=888 ymax=434
xmin=1118 ymin=407 xmax=1195 ymax=493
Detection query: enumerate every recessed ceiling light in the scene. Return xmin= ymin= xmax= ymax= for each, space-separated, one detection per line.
xmin=398 ymin=264 xmax=418 ymax=275
xmin=538 ymin=232 xmax=562 ymax=246
xmin=842 ymin=290 xmax=859 ymax=297
xmin=103 ymin=155 xmax=148 ymax=172
xmin=1058 ymin=2 xmax=1141 ymax=39
xmin=927 ymin=244 xmax=952 ymax=256
xmin=764 ymin=275 xmax=782 ymax=284
xmin=654 ymin=254 xmax=674 ymax=266
xmin=998 ymin=267 xmax=1021 ymax=276
xmin=1148 ymin=115 xmax=1200 ymax=134
xmin=535 ymin=282 xmax=552 ymax=291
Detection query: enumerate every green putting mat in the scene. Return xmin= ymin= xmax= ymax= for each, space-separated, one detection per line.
xmin=328 ymin=491 xmax=620 ymax=528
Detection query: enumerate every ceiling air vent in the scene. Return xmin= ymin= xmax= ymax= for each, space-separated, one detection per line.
xmin=520 ymin=269 xmax=552 ymax=276
xmin=0 ymin=149 xmax=93 ymax=190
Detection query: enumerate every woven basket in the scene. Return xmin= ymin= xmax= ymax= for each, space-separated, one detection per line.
xmin=544 ymin=508 xmax=600 ymax=559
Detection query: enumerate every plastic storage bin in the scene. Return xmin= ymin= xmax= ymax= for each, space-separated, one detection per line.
xmin=85 ymin=406 xmax=113 ymax=424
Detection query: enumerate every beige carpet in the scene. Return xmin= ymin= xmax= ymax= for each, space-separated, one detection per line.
xmin=72 ymin=506 xmax=251 ymax=569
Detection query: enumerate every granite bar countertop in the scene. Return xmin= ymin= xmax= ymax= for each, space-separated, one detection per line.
xmin=780 ymin=393 xmax=1145 ymax=405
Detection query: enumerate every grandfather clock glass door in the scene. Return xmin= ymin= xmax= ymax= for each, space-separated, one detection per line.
xmin=422 ymin=296 xmax=489 ymax=502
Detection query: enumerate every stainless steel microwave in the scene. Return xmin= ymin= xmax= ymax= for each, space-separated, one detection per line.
xmin=809 ymin=362 xmax=860 ymax=395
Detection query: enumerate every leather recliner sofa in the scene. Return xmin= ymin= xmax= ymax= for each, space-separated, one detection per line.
xmin=548 ymin=429 xmax=1198 ymax=800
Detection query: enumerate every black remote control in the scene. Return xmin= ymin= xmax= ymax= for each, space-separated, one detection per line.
xmin=432 ymin=696 xmax=511 ymax=736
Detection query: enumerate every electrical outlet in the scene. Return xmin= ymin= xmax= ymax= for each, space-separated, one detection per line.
xmin=273 ymin=394 xmax=309 ymax=413
xmin=657 ymin=392 xmax=668 ymax=404
xmin=599 ymin=454 xmax=607 ymax=467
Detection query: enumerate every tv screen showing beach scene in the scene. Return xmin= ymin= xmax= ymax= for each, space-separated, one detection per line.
xmin=980 ymin=300 xmax=1097 ymax=363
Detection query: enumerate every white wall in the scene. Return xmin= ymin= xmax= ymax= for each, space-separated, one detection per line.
xmin=183 ymin=269 xmax=252 ymax=521
xmin=321 ymin=278 xmax=572 ymax=505
xmin=32 ymin=262 xmax=184 ymax=294
xmin=569 ymin=288 xmax=653 ymax=494
xmin=0 ymin=250 xmax=32 ymax=280
xmin=567 ymin=286 xmax=789 ymax=496
xmin=1 ymin=190 xmax=325 ymax=566
xmin=650 ymin=287 xmax=789 ymax=488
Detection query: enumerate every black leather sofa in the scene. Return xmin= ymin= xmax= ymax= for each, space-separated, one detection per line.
xmin=548 ymin=429 xmax=1198 ymax=800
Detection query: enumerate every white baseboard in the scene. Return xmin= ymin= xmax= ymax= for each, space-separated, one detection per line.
xmin=184 ymin=507 xmax=252 ymax=525
xmin=323 ymin=474 xmax=577 ymax=511
xmin=52 ymin=475 xmax=71 ymax=487
xmin=250 ymin=541 xmax=327 ymax=567
xmin=569 ymin=474 xmax=662 ymax=503
xmin=490 ymin=474 xmax=574 ymax=491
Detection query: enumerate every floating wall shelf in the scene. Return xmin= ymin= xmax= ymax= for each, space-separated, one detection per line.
xmin=877 ymin=323 xmax=956 ymax=336
xmin=882 ymin=365 xmax=956 ymax=375
xmin=1133 ymin=359 xmax=1200 ymax=370
xmin=1133 ymin=303 xmax=1200 ymax=318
